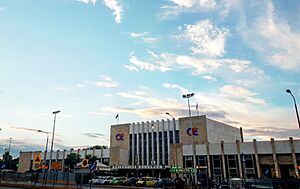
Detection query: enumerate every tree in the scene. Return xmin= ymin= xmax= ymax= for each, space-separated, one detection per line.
xmin=85 ymin=154 xmax=98 ymax=164
xmin=0 ymin=152 xmax=12 ymax=169
xmin=64 ymin=153 xmax=81 ymax=170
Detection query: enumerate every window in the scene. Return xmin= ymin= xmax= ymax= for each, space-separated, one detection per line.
xmin=129 ymin=134 xmax=132 ymax=165
xmin=169 ymin=131 xmax=173 ymax=144
xmin=148 ymin=133 xmax=152 ymax=164
xmin=175 ymin=130 xmax=180 ymax=143
xmin=184 ymin=156 xmax=193 ymax=168
xmin=143 ymin=133 xmax=147 ymax=165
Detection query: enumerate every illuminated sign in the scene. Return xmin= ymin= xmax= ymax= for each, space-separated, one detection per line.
xmin=116 ymin=133 xmax=124 ymax=141
xmin=186 ymin=127 xmax=198 ymax=136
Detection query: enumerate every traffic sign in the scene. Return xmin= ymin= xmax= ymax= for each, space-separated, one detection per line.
xmin=82 ymin=159 xmax=89 ymax=168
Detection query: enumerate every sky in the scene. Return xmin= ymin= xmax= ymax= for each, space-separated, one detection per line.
xmin=0 ymin=0 xmax=300 ymax=157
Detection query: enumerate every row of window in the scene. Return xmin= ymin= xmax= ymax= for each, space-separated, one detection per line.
xmin=129 ymin=131 xmax=179 ymax=166
xmin=183 ymin=155 xmax=256 ymax=180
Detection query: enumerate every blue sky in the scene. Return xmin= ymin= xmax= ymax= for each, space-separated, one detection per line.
xmin=0 ymin=0 xmax=300 ymax=157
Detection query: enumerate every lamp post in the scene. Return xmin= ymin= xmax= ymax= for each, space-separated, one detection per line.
xmin=286 ymin=89 xmax=300 ymax=129
xmin=38 ymin=129 xmax=49 ymax=185
xmin=49 ymin=110 xmax=60 ymax=171
xmin=182 ymin=93 xmax=198 ymax=186
xmin=8 ymin=138 xmax=12 ymax=169
xmin=165 ymin=112 xmax=178 ymax=168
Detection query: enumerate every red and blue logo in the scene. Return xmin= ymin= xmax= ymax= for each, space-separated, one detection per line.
xmin=116 ymin=133 xmax=124 ymax=141
xmin=186 ymin=127 xmax=198 ymax=136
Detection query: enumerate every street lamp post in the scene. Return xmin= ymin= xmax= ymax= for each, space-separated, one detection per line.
xmin=165 ymin=112 xmax=178 ymax=168
xmin=8 ymin=138 xmax=12 ymax=169
xmin=183 ymin=93 xmax=198 ymax=186
xmin=48 ymin=110 xmax=60 ymax=171
xmin=286 ymin=89 xmax=300 ymax=129
xmin=38 ymin=130 xmax=49 ymax=185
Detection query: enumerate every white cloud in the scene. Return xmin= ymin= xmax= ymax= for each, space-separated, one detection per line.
xmin=87 ymin=75 xmax=120 ymax=88
xmin=103 ymin=0 xmax=123 ymax=23
xmin=202 ymin=75 xmax=217 ymax=81
xmin=130 ymin=32 xmax=149 ymax=38
xmin=89 ymin=111 xmax=108 ymax=116
xmin=78 ymin=0 xmax=97 ymax=5
xmin=160 ymin=0 xmax=216 ymax=19
xmin=125 ymin=52 xmax=171 ymax=72
xmin=220 ymin=85 xmax=267 ymax=105
xmin=177 ymin=19 xmax=229 ymax=57
xmin=162 ymin=83 xmax=190 ymax=94
xmin=239 ymin=0 xmax=300 ymax=71
xmin=129 ymin=32 xmax=159 ymax=43
xmin=124 ymin=51 xmax=263 ymax=80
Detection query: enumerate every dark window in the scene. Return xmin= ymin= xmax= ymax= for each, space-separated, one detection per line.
xmin=175 ymin=130 xmax=180 ymax=143
xmin=139 ymin=133 xmax=142 ymax=165
xmin=143 ymin=133 xmax=147 ymax=165
xmin=184 ymin=156 xmax=193 ymax=168
xmin=169 ymin=131 xmax=173 ymax=144
xmin=154 ymin=132 xmax=157 ymax=161
xmin=129 ymin=134 xmax=132 ymax=165
xmin=148 ymin=133 xmax=152 ymax=163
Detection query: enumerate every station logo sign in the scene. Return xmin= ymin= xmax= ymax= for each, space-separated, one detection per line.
xmin=116 ymin=133 xmax=124 ymax=141
xmin=186 ymin=127 xmax=198 ymax=136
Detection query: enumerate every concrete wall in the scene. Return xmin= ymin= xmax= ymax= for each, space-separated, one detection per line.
xmin=179 ymin=115 xmax=207 ymax=145
xmin=18 ymin=151 xmax=32 ymax=172
xmin=206 ymin=118 xmax=240 ymax=143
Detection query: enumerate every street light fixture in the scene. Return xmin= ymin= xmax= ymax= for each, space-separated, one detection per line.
xmin=286 ymin=89 xmax=300 ymax=129
xmin=182 ymin=93 xmax=197 ymax=186
xmin=165 ymin=112 xmax=178 ymax=168
xmin=49 ymin=110 xmax=60 ymax=171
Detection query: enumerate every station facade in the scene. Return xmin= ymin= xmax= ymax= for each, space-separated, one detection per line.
xmin=109 ymin=115 xmax=242 ymax=177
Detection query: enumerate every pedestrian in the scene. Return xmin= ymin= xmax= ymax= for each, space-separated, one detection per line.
xmin=174 ymin=173 xmax=185 ymax=189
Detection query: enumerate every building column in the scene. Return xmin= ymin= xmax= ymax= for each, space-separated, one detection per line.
xmin=289 ymin=137 xmax=300 ymax=179
xmin=220 ymin=141 xmax=227 ymax=181
xmin=156 ymin=120 xmax=160 ymax=165
xmin=236 ymin=140 xmax=243 ymax=178
xmin=137 ymin=122 xmax=140 ymax=165
xmin=131 ymin=123 xmax=135 ymax=166
xmin=162 ymin=120 xmax=165 ymax=166
xmin=100 ymin=147 xmax=103 ymax=164
xmin=151 ymin=121 xmax=155 ymax=165
xmin=56 ymin=150 xmax=59 ymax=162
xmin=253 ymin=139 xmax=261 ymax=178
xmin=167 ymin=119 xmax=170 ymax=166
xmin=146 ymin=121 xmax=150 ymax=165
xmin=270 ymin=138 xmax=281 ymax=178
xmin=92 ymin=147 xmax=95 ymax=157
xmin=62 ymin=150 xmax=66 ymax=171
xmin=172 ymin=119 xmax=176 ymax=144
xmin=206 ymin=142 xmax=212 ymax=179
xmin=141 ymin=122 xmax=145 ymax=166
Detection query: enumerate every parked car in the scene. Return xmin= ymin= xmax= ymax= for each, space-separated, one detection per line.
xmin=111 ymin=177 xmax=127 ymax=185
xmin=89 ymin=176 xmax=101 ymax=184
xmin=101 ymin=176 xmax=114 ymax=185
xmin=155 ymin=178 xmax=174 ymax=188
xmin=145 ymin=177 xmax=158 ymax=187
xmin=123 ymin=177 xmax=139 ymax=186
xmin=136 ymin=177 xmax=154 ymax=186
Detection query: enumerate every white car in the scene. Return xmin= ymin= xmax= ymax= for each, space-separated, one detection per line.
xmin=89 ymin=176 xmax=101 ymax=184
xmin=98 ymin=176 xmax=114 ymax=185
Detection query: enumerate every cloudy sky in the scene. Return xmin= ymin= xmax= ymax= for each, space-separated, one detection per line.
xmin=0 ymin=0 xmax=300 ymax=157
